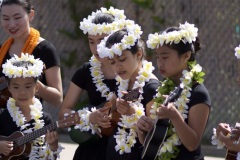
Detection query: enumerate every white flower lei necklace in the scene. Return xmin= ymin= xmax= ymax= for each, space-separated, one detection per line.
xmin=114 ymin=60 xmax=155 ymax=154
xmin=89 ymin=55 xmax=114 ymax=101
xmin=66 ymin=61 xmax=155 ymax=152
xmin=150 ymin=61 xmax=204 ymax=159
xmin=7 ymin=97 xmax=63 ymax=159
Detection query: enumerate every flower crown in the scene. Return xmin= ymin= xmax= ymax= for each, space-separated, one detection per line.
xmin=79 ymin=6 xmax=126 ymax=35
xmin=235 ymin=45 xmax=240 ymax=59
xmin=146 ymin=22 xmax=198 ymax=49
xmin=2 ymin=53 xmax=44 ymax=78
xmin=97 ymin=20 xmax=143 ymax=59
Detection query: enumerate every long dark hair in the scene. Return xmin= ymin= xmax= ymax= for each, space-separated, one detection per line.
xmin=1 ymin=0 xmax=33 ymax=13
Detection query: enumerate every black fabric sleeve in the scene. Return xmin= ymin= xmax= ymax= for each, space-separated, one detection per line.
xmin=33 ymin=40 xmax=60 ymax=69
xmin=142 ymin=79 xmax=160 ymax=106
xmin=71 ymin=63 xmax=90 ymax=90
xmin=188 ymin=83 xmax=211 ymax=109
xmin=42 ymin=112 xmax=53 ymax=126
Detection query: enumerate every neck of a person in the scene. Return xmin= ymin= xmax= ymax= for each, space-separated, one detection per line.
xmin=101 ymin=61 xmax=116 ymax=79
xmin=18 ymin=104 xmax=32 ymax=122
xmin=128 ymin=62 xmax=142 ymax=89
xmin=171 ymin=65 xmax=189 ymax=85
xmin=10 ymin=28 xmax=30 ymax=56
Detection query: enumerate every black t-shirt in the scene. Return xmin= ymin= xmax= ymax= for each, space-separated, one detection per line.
xmin=0 ymin=40 xmax=60 ymax=86
xmin=173 ymin=83 xmax=211 ymax=160
xmin=106 ymin=79 xmax=160 ymax=160
xmin=71 ymin=62 xmax=117 ymax=106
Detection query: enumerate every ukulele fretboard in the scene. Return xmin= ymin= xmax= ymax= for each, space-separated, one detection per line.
xmin=14 ymin=122 xmax=58 ymax=147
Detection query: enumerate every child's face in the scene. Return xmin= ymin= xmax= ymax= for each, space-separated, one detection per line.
xmin=88 ymin=33 xmax=108 ymax=61
xmin=155 ymin=45 xmax=188 ymax=80
xmin=8 ymin=77 xmax=38 ymax=108
xmin=108 ymin=50 xmax=141 ymax=80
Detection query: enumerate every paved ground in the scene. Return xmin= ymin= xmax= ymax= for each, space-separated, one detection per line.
xmin=58 ymin=133 xmax=226 ymax=160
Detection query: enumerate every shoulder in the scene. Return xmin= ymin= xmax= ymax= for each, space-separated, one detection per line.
xmin=37 ymin=40 xmax=56 ymax=51
xmin=189 ymin=83 xmax=211 ymax=108
xmin=41 ymin=112 xmax=53 ymax=125
xmin=0 ymin=109 xmax=11 ymax=121
xmin=76 ymin=62 xmax=91 ymax=71
xmin=143 ymin=79 xmax=160 ymax=94
xmin=72 ymin=62 xmax=91 ymax=77
xmin=33 ymin=40 xmax=60 ymax=68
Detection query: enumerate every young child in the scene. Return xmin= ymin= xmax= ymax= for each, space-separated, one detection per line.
xmin=137 ymin=22 xmax=211 ymax=160
xmin=0 ymin=53 xmax=63 ymax=159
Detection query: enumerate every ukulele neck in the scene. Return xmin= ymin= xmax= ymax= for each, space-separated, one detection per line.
xmin=15 ymin=122 xmax=58 ymax=147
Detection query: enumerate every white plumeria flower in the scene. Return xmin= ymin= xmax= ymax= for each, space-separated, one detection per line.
xmin=235 ymin=45 xmax=240 ymax=59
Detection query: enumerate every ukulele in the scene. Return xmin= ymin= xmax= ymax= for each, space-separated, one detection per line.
xmin=225 ymin=122 xmax=240 ymax=160
xmin=0 ymin=76 xmax=11 ymax=108
xmin=69 ymin=88 xmax=140 ymax=144
xmin=0 ymin=112 xmax=80 ymax=160
xmin=100 ymin=87 xmax=140 ymax=136
xmin=141 ymin=86 xmax=183 ymax=160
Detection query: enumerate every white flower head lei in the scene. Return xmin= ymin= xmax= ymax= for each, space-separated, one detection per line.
xmin=97 ymin=19 xmax=143 ymax=59
xmin=2 ymin=53 xmax=44 ymax=78
xmin=146 ymin=21 xmax=198 ymax=49
xmin=146 ymin=23 xmax=205 ymax=159
xmin=80 ymin=6 xmax=126 ymax=36
xmin=3 ymin=54 xmax=63 ymax=159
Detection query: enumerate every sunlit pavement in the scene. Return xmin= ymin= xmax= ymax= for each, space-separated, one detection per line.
xmin=58 ymin=134 xmax=225 ymax=160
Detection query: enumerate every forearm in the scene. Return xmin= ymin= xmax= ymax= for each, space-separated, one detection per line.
xmin=171 ymin=114 xmax=200 ymax=151
xmin=37 ymin=81 xmax=63 ymax=107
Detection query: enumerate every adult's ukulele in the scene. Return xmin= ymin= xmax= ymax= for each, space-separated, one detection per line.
xmin=69 ymin=88 xmax=140 ymax=144
xmin=141 ymin=86 xmax=183 ymax=160
xmin=0 ymin=112 xmax=80 ymax=160
xmin=225 ymin=122 xmax=240 ymax=160
xmin=100 ymin=88 xmax=140 ymax=136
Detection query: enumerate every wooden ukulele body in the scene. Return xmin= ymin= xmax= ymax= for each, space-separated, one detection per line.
xmin=100 ymin=101 xmax=121 ymax=136
xmin=0 ymin=131 xmax=31 ymax=160
xmin=100 ymin=88 xmax=140 ymax=136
